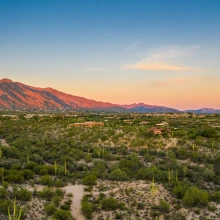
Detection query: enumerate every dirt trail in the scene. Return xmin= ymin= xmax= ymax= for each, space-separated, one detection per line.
xmin=64 ymin=184 xmax=85 ymax=220
xmin=165 ymin=138 xmax=177 ymax=149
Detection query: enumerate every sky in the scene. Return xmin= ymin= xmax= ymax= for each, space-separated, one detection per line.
xmin=0 ymin=0 xmax=220 ymax=110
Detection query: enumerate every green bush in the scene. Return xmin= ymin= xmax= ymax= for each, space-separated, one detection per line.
xmin=0 ymin=187 xmax=8 ymax=199
xmin=81 ymin=201 xmax=93 ymax=219
xmin=40 ymin=175 xmax=53 ymax=186
xmin=52 ymin=209 xmax=73 ymax=220
xmin=44 ymin=203 xmax=56 ymax=216
xmin=101 ymin=197 xmax=118 ymax=210
xmin=108 ymin=169 xmax=129 ymax=181
xmin=183 ymin=186 xmax=209 ymax=206
xmin=14 ymin=188 xmax=32 ymax=201
xmin=82 ymin=175 xmax=97 ymax=186
xmin=158 ymin=199 xmax=170 ymax=213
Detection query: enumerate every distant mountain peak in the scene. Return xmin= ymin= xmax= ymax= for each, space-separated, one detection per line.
xmin=0 ymin=78 xmax=124 ymax=111
xmin=0 ymin=78 xmax=219 ymax=113
xmin=0 ymin=78 xmax=13 ymax=83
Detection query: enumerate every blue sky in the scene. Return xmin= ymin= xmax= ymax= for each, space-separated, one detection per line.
xmin=0 ymin=0 xmax=220 ymax=109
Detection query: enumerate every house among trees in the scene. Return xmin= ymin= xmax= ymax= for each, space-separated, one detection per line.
xmin=156 ymin=121 xmax=169 ymax=127
xmin=148 ymin=127 xmax=171 ymax=135
xmin=73 ymin=122 xmax=104 ymax=127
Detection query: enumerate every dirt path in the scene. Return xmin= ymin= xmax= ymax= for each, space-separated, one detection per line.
xmin=165 ymin=138 xmax=177 ymax=149
xmin=0 ymin=139 xmax=9 ymax=147
xmin=63 ymin=184 xmax=85 ymax=220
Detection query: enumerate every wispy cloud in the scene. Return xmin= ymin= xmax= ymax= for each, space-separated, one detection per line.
xmin=126 ymin=41 xmax=142 ymax=50
xmin=84 ymin=68 xmax=106 ymax=72
xmin=146 ymin=75 xmax=215 ymax=87
xmin=74 ymin=81 xmax=83 ymax=85
xmin=123 ymin=45 xmax=200 ymax=71
xmin=125 ymin=63 xmax=192 ymax=71
xmin=84 ymin=68 xmax=113 ymax=72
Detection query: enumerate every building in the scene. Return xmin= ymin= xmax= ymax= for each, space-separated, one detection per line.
xmin=148 ymin=127 xmax=171 ymax=135
xmin=156 ymin=121 xmax=169 ymax=127
xmin=73 ymin=122 xmax=104 ymax=127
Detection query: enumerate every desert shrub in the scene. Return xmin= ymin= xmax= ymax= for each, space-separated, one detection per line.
xmin=169 ymin=212 xmax=186 ymax=220
xmin=38 ymin=187 xmax=55 ymax=200
xmin=183 ymin=186 xmax=209 ymax=206
xmin=108 ymin=169 xmax=129 ymax=181
xmin=44 ymin=203 xmax=56 ymax=216
xmin=40 ymin=175 xmax=53 ymax=186
xmin=0 ymin=200 xmax=11 ymax=214
xmin=101 ymin=197 xmax=118 ymax=210
xmin=81 ymin=201 xmax=93 ymax=219
xmin=52 ymin=209 xmax=73 ymax=220
xmin=13 ymin=188 xmax=32 ymax=201
xmin=82 ymin=175 xmax=97 ymax=186
xmin=211 ymin=191 xmax=220 ymax=203
xmin=51 ymin=195 xmax=62 ymax=206
xmin=173 ymin=181 xmax=189 ymax=199
xmin=158 ymin=199 xmax=170 ymax=213
xmin=0 ymin=187 xmax=8 ymax=199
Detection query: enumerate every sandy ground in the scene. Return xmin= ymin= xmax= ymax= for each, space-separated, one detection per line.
xmin=92 ymin=180 xmax=174 ymax=220
xmin=0 ymin=139 xmax=9 ymax=147
xmin=63 ymin=184 xmax=85 ymax=220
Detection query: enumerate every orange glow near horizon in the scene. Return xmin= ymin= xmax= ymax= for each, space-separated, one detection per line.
xmin=3 ymin=73 xmax=220 ymax=111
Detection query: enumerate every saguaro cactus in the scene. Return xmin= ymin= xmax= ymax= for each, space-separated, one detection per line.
xmin=102 ymin=147 xmax=107 ymax=157
xmin=191 ymin=140 xmax=196 ymax=151
xmin=95 ymin=148 xmax=102 ymax=158
xmin=26 ymin=153 xmax=30 ymax=164
xmin=183 ymin=165 xmax=188 ymax=177
xmin=64 ymin=159 xmax=67 ymax=175
xmin=150 ymin=177 xmax=158 ymax=198
xmin=0 ymin=167 xmax=4 ymax=183
xmin=166 ymin=169 xmax=173 ymax=183
xmin=54 ymin=161 xmax=59 ymax=175
xmin=8 ymin=198 xmax=22 ymax=220
xmin=175 ymin=171 xmax=178 ymax=182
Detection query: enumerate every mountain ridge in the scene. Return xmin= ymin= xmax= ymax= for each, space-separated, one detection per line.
xmin=0 ymin=78 xmax=219 ymax=113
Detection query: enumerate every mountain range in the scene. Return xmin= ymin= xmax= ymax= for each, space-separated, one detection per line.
xmin=0 ymin=78 xmax=219 ymax=113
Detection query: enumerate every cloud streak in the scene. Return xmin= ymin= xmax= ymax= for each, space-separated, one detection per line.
xmin=123 ymin=45 xmax=200 ymax=71
xmin=124 ymin=62 xmax=192 ymax=71
xmin=126 ymin=41 xmax=142 ymax=50
xmin=145 ymin=75 xmax=215 ymax=87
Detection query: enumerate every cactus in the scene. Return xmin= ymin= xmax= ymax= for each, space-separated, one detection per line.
xmin=54 ymin=161 xmax=59 ymax=175
xmin=153 ymin=164 xmax=157 ymax=172
xmin=102 ymin=147 xmax=107 ymax=157
xmin=175 ymin=171 xmax=178 ymax=182
xmin=166 ymin=169 xmax=173 ymax=183
xmin=64 ymin=159 xmax=67 ymax=175
xmin=150 ymin=177 xmax=158 ymax=198
xmin=33 ymin=185 xmax=37 ymax=196
xmin=95 ymin=147 xmax=107 ymax=158
xmin=27 ymin=153 xmax=30 ymax=164
xmin=95 ymin=148 xmax=102 ymax=158
xmin=183 ymin=165 xmax=188 ymax=177
xmin=8 ymin=198 xmax=22 ymax=220
xmin=97 ymin=204 xmax=102 ymax=212
xmin=191 ymin=140 xmax=196 ymax=151
xmin=0 ymin=167 xmax=4 ymax=183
